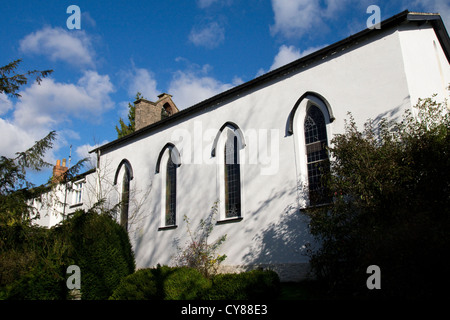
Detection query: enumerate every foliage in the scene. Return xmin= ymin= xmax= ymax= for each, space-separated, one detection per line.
xmin=208 ymin=269 xmax=281 ymax=300
xmin=0 ymin=208 xmax=135 ymax=300
xmin=109 ymin=266 xmax=281 ymax=300
xmin=0 ymin=59 xmax=54 ymax=225
xmin=115 ymin=92 xmax=141 ymax=138
xmin=0 ymin=59 xmax=52 ymax=98
xmin=303 ymin=94 xmax=450 ymax=298
xmin=54 ymin=208 xmax=136 ymax=300
xmin=173 ymin=202 xmax=227 ymax=278
xmin=0 ymin=223 xmax=67 ymax=300
xmin=109 ymin=266 xmax=210 ymax=300
xmin=0 ymin=131 xmax=57 ymax=226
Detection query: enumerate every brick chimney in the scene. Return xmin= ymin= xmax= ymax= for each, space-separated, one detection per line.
xmin=52 ymin=159 xmax=68 ymax=183
xmin=135 ymin=93 xmax=179 ymax=131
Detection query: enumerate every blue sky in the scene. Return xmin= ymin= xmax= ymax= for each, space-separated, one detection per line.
xmin=1 ymin=0 xmax=449 ymax=185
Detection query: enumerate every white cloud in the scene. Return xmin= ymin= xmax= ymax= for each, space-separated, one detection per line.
xmin=270 ymin=0 xmax=321 ymax=38
xmin=257 ymin=44 xmax=327 ymax=76
xmin=13 ymin=71 xmax=114 ymax=131
xmin=0 ymin=71 xmax=114 ymax=162
xmin=0 ymin=93 xmax=13 ymax=116
xmin=270 ymin=0 xmax=352 ymax=39
xmin=0 ymin=118 xmax=39 ymax=159
xmin=189 ymin=22 xmax=225 ymax=49
xmin=196 ymin=0 xmax=232 ymax=9
xmin=75 ymin=140 xmax=108 ymax=166
xmin=168 ymin=66 xmax=234 ymax=109
xmin=197 ymin=0 xmax=219 ymax=8
xmin=126 ymin=67 xmax=160 ymax=100
xmin=19 ymin=26 xmax=95 ymax=67
xmin=269 ymin=45 xmax=303 ymax=71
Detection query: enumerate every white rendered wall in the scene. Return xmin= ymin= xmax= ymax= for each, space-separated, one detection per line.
xmin=398 ymin=24 xmax=450 ymax=106
xmin=93 ymin=24 xmax=448 ymax=281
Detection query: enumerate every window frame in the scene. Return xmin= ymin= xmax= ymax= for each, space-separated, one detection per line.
xmin=215 ymin=124 xmax=245 ymax=223
xmin=291 ymin=94 xmax=333 ymax=209
xmin=113 ymin=159 xmax=133 ymax=231
xmin=304 ymin=105 xmax=330 ymax=206
xmin=71 ymin=179 xmax=84 ymax=206
xmin=157 ymin=144 xmax=181 ymax=230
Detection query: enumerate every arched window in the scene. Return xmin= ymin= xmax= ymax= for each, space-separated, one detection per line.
xmin=224 ymin=130 xmax=241 ymax=218
xmin=120 ymin=166 xmax=131 ymax=230
xmin=304 ymin=105 xmax=330 ymax=205
xmin=212 ymin=123 xmax=245 ymax=221
xmin=114 ymin=159 xmax=133 ymax=231
xmin=165 ymin=151 xmax=177 ymax=226
xmin=156 ymin=143 xmax=181 ymax=229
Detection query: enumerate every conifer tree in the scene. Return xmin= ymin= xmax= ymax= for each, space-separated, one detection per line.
xmin=115 ymin=92 xmax=142 ymax=138
xmin=0 ymin=59 xmax=54 ymax=225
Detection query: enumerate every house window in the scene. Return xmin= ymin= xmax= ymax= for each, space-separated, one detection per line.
xmin=165 ymin=151 xmax=177 ymax=226
xmin=120 ymin=166 xmax=131 ymax=230
xmin=224 ymin=133 xmax=241 ymax=218
xmin=304 ymin=105 xmax=330 ymax=206
xmin=72 ymin=181 xmax=83 ymax=205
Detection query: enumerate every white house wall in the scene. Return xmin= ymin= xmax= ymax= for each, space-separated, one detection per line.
xmin=90 ymin=22 xmax=450 ymax=282
xmin=398 ymin=24 xmax=450 ymax=105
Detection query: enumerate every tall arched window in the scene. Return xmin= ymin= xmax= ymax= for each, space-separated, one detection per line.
xmin=120 ymin=166 xmax=131 ymax=230
xmin=156 ymin=143 xmax=181 ymax=229
xmin=114 ymin=159 xmax=133 ymax=231
xmin=224 ymin=131 xmax=241 ymax=218
xmin=165 ymin=151 xmax=177 ymax=226
xmin=304 ymin=105 xmax=330 ymax=205
xmin=212 ymin=122 xmax=245 ymax=221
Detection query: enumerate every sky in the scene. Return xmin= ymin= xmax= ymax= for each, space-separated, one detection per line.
xmin=1 ymin=0 xmax=449 ymax=186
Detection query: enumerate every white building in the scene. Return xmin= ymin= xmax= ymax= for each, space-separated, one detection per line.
xmin=35 ymin=11 xmax=450 ymax=281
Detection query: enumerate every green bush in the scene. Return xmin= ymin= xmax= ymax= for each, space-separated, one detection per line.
xmin=163 ymin=266 xmax=211 ymax=300
xmin=0 ymin=224 xmax=67 ymax=300
xmin=303 ymin=95 xmax=450 ymax=298
xmin=109 ymin=268 xmax=158 ymax=300
xmin=208 ymin=270 xmax=281 ymax=300
xmin=1 ymin=208 xmax=136 ymax=300
xmin=110 ymin=267 xmax=281 ymax=300
xmin=110 ymin=266 xmax=210 ymax=300
xmin=55 ymin=209 xmax=136 ymax=300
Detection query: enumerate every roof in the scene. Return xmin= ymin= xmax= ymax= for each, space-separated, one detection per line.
xmin=90 ymin=10 xmax=450 ymax=155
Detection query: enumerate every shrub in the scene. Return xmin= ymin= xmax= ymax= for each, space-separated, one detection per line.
xmin=174 ymin=202 xmax=227 ymax=278
xmin=0 ymin=224 xmax=67 ymax=300
xmin=303 ymin=94 xmax=450 ymax=298
xmin=109 ymin=269 xmax=158 ymax=300
xmin=110 ymin=266 xmax=211 ymax=300
xmin=55 ymin=209 xmax=136 ymax=300
xmin=208 ymin=270 xmax=281 ymax=300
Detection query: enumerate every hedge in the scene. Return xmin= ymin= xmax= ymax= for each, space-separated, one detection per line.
xmin=110 ymin=266 xmax=210 ymax=300
xmin=54 ymin=209 xmax=136 ymax=300
xmin=109 ymin=267 xmax=281 ymax=300
xmin=207 ymin=269 xmax=281 ymax=300
xmin=1 ymin=209 xmax=135 ymax=300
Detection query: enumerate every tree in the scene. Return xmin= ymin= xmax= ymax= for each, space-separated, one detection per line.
xmin=303 ymin=93 xmax=450 ymax=298
xmin=0 ymin=60 xmax=54 ymax=225
xmin=115 ymin=92 xmax=142 ymax=138
xmin=0 ymin=59 xmax=52 ymax=98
